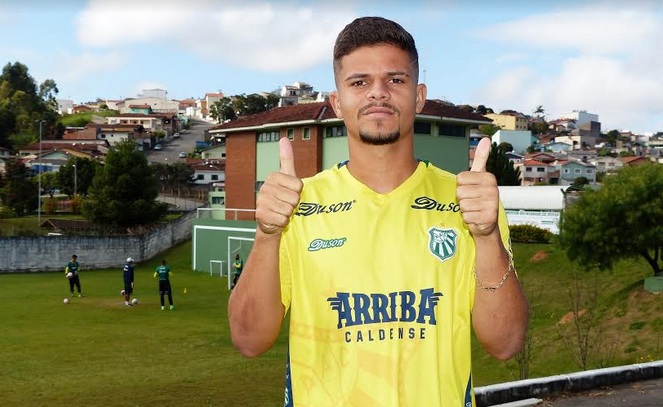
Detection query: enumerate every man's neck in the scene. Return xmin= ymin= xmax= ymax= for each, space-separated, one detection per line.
xmin=346 ymin=139 xmax=418 ymax=194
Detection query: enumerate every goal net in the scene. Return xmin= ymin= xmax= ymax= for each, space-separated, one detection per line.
xmin=220 ymin=236 xmax=254 ymax=289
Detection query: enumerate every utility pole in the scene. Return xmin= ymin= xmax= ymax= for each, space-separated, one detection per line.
xmin=37 ymin=120 xmax=45 ymax=226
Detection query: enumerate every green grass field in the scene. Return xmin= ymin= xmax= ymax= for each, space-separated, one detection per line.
xmin=2 ymin=240 xmax=662 ymax=406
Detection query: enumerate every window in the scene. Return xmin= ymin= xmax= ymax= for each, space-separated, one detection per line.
xmin=211 ymin=174 xmax=219 ymax=181
xmin=574 ymin=168 xmax=581 ymax=174
xmin=414 ymin=121 xmax=432 ymax=135
xmin=438 ymin=124 xmax=465 ymax=137
xmin=525 ymin=167 xmax=532 ymax=172
xmin=303 ymin=127 xmax=311 ymax=140
xmin=586 ymin=169 xmax=594 ymax=174
xmin=325 ymin=126 xmax=347 ymax=138
xmin=197 ymin=174 xmax=204 ymax=180
xmin=563 ymin=169 xmax=570 ymax=174
xmin=537 ymin=167 xmax=545 ymax=172
xmin=257 ymin=131 xmax=280 ymax=142
xmin=211 ymin=196 xmax=225 ymax=205
xmin=287 ymin=128 xmax=294 ymax=141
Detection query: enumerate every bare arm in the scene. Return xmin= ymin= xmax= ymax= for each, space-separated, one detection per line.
xmin=470 ymin=230 xmax=529 ymax=360
xmin=228 ymin=138 xmax=302 ymax=357
xmin=228 ymin=230 xmax=286 ymax=357
xmin=457 ymin=138 xmax=529 ymax=360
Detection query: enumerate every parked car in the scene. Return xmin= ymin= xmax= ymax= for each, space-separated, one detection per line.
xmin=179 ymin=151 xmax=187 ymax=158
xmin=173 ymin=133 xmax=180 ymax=138
xmin=154 ymin=144 xmax=163 ymax=150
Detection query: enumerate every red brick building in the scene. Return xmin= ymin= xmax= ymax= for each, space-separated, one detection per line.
xmin=209 ymin=100 xmax=490 ymax=219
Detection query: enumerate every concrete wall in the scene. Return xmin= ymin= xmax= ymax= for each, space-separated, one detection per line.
xmin=0 ymin=211 xmax=196 ymax=273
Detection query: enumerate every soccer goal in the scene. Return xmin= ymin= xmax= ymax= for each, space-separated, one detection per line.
xmin=224 ymin=236 xmax=254 ymax=290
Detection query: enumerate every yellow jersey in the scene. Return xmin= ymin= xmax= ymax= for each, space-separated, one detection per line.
xmin=279 ymin=161 xmax=511 ymax=407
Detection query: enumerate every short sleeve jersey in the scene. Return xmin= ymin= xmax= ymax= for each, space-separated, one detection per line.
xmin=279 ymin=161 xmax=511 ymax=407
xmin=66 ymin=261 xmax=79 ymax=275
xmin=155 ymin=265 xmax=171 ymax=281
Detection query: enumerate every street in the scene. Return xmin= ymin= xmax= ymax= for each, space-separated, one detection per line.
xmin=146 ymin=118 xmax=216 ymax=164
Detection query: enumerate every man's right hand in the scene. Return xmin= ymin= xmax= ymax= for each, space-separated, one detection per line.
xmin=255 ymin=137 xmax=303 ymax=235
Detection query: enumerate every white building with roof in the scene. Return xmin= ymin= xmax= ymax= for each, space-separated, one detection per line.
xmin=498 ymin=185 xmax=566 ymax=234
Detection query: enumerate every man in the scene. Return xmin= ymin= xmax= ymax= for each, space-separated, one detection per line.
xmin=123 ymin=258 xmax=135 ymax=307
xmin=231 ymin=254 xmax=244 ymax=289
xmin=228 ymin=17 xmax=529 ymax=406
xmin=154 ymin=259 xmax=174 ymax=310
xmin=65 ymin=254 xmax=82 ymax=297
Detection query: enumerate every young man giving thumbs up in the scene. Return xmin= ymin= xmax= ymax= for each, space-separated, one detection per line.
xmin=228 ymin=16 xmax=529 ymax=407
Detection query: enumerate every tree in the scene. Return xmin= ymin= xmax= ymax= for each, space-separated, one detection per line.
xmin=605 ymin=129 xmax=620 ymax=147
xmin=82 ymin=139 xmax=167 ymax=227
xmin=58 ymin=157 xmax=99 ymax=196
xmin=478 ymin=124 xmax=501 ymax=136
xmin=209 ymin=97 xmax=236 ymax=123
xmin=0 ymin=62 xmax=60 ymax=149
xmin=0 ymin=159 xmax=37 ymax=216
xmin=486 ymin=142 xmax=521 ymax=186
xmin=533 ymin=105 xmax=545 ymax=118
xmin=558 ymin=163 xmax=663 ymax=276
xmin=232 ymin=93 xmax=279 ymax=116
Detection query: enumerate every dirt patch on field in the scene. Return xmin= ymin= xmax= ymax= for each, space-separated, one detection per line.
xmin=530 ymin=250 xmax=549 ymax=263
xmin=558 ymin=309 xmax=588 ymax=325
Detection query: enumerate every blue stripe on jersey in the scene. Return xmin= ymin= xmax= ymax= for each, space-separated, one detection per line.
xmin=464 ymin=373 xmax=473 ymax=407
xmin=284 ymin=351 xmax=293 ymax=407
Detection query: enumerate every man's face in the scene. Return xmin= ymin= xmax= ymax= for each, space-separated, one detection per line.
xmin=330 ymin=44 xmax=426 ymax=145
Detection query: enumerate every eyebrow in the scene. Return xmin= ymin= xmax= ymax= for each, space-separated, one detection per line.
xmin=343 ymin=70 xmax=411 ymax=82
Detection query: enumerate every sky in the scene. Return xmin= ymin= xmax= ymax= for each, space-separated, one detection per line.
xmin=1 ymin=0 xmax=662 ymax=134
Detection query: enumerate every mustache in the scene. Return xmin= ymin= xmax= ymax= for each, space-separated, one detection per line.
xmin=357 ymin=102 xmax=400 ymax=116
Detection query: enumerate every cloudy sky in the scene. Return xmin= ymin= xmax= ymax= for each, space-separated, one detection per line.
xmin=1 ymin=0 xmax=661 ymax=134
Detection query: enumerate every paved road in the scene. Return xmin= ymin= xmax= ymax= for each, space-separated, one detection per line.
xmin=146 ymin=118 xmax=216 ymax=164
xmin=537 ymin=377 xmax=663 ymax=407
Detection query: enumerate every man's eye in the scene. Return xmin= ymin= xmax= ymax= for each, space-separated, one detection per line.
xmin=390 ymin=78 xmax=405 ymax=84
xmin=350 ymin=80 xmax=366 ymax=87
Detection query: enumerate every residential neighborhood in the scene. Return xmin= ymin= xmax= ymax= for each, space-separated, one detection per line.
xmin=1 ymin=79 xmax=662 ymax=234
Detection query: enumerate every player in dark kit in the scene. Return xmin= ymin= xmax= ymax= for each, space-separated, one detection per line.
xmin=65 ymin=254 xmax=82 ymax=297
xmin=123 ymin=258 xmax=135 ymax=307
xmin=154 ymin=259 xmax=174 ymax=310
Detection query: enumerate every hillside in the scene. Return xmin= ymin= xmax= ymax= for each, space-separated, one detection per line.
xmin=473 ymin=243 xmax=663 ymax=385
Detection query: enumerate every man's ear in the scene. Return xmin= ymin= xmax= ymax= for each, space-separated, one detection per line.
xmin=329 ymin=91 xmax=343 ymax=119
xmin=415 ymin=83 xmax=427 ymax=113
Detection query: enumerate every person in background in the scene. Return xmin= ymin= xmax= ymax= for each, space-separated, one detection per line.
xmin=228 ymin=16 xmax=529 ymax=406
xmin=231 ymin=254 xmax=244 ymax=289
xmin=154 ymin=259 xmax=175 ymax=310
xmin=65 ymin=254 xmax=82 ymax=297
xmin=123 ymin=257 xmax=135 ymax=307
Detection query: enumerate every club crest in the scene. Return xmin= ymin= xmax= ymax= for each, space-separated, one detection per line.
xmin=428 ymin=227 xmax=458 ymax=262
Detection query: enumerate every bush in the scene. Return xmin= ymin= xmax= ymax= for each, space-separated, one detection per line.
xmin=509 ymin=224 xmax=554 ymax=243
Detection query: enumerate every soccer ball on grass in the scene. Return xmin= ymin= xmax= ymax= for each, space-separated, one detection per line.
xmin=63 ymin=298 xmax=70 ymax=304
xmin=131 ymin=298 xmax=138 ymax=305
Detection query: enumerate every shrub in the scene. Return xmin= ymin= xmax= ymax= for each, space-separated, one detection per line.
xmin=509 ymin=224 xmax=554 ymax=243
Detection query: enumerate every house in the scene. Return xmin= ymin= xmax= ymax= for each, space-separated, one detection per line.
xmin=620 ymin=156 xmax=649 ymax=167
xmin=485 ymin=110 xmax=528 ymax=131
xmin=593 ymin=156 xmax=624 ymax=173
xmin=515 ymin=159 xmax=560 ymax=186
xmin=201 ymin=143 xmax=226 ymax=161
xmin=557 ymin=159 xmax=597 ymax=185
xmin=191 ymin=161 xmax=225 ymax=185
xmin=105 ymin=113 xmax=179 ymax=136
xmin=209 ymin=99 xmax=491 ymax=218
xmin=72 ymin=104 xmax=93 ymax=114
xmin=491 ymin=129 xmax=536 ymax=155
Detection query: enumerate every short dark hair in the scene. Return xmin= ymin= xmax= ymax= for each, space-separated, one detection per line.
xmin=72 ymin=254 xmax=77 ymax=259
xmin=333 ymin=17 xmax=419 ymax=81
